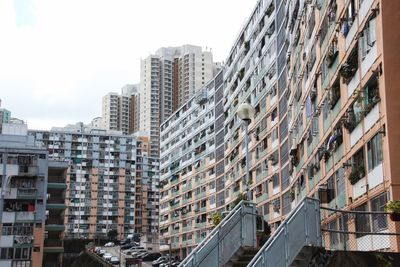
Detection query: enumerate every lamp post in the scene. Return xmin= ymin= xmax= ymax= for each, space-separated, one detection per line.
xmin=119 ymin=225 xmax=123 ymax=267
xmin=237 ymin=103 xmax=255 ymax=202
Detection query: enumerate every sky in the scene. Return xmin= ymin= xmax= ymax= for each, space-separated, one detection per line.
xmin=0 ymin=0 xmax=258 ymax=130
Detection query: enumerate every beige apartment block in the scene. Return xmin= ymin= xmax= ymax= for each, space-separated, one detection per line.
xmin=159 ymin=0 xmax=400 ymax=258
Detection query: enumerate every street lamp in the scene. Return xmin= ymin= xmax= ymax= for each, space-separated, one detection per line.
xmin=237 ymin=103 xmax=255 ymax=202
xmin=119 ymin=225 xmax=123 ymax=267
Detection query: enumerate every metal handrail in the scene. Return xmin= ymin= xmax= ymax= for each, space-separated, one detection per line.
xmin=320 ymin=206 xmax=390 ymax=215
xmin=179 ymin=200 xmax=256 ymax=267
xmin=321 ymin=228 xmax=400 ymax=236
xmin=247 ymin=197 xmax=322 ymax=267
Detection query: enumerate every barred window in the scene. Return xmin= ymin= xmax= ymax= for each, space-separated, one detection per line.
xmin=367 ymin=133 xmax=383 ymax=172
xmin=371 ymin=193 xmax=388 ymax=232
xmin=355 ymin=203 xmax=371 ymax=238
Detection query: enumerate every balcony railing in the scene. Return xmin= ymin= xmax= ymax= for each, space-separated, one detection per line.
xmin=15 ymin=212 xmax=35 ymax=222
xmin=44 ymin=239 xmax=63 ymax=247
xmin=320 ymin=206 xmax=400 ymax=252
xmin=17 ymin=188 xmax=37 ymax=198
xmin=47 ymin=198 xmax=65 ymax=204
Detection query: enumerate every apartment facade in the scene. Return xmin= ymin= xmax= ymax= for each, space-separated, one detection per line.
xmin=0 ymin=133 xmax=68 ymax=267
xmin=102 ymin=84 xmax=139 ymax=135
xmin=29 ymin=127 xmax=159 ymax=243
xmin=0 ymin=102 xmax=11 ymax=133
xmin=160 ymin=0 xmax=400 ymax=257
xmin=0 ymin=109 xmax=11 ymax=125
xmin=44 ymin=160 xmax=68 ymax=267
xmin=159 ymin=75 xmax=220 ymax=258
xmin=139 ymin=45 xmax=215 ymax=158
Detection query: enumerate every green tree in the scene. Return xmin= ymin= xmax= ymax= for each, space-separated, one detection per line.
xmin=212 ymin=213 xmax=222 ymax=227
xmin=107 ymin=229 xmax=118 ymax=241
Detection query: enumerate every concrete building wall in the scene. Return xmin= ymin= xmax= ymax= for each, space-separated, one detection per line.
xmin=159 ymin=0 xmax=400 ymax=258
xmin=28 ymin=129 xmax=159 ymax=239
xmin=0 ymin=135 xmax=49 ymax=267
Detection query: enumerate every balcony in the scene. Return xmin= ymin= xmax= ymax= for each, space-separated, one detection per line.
xmin=17 ymin=188 xmax=37 ymax=199
xmin=171 ymin=190 xmax=180 ymax=197
xmin=182 ymin=225 xmax=192 ymax=232
xmin=45 ymin=219 xmax=65 ymax=232
xmin=182 ymin=239 xmax=193 ymax=246
xmin=13 ymin=235 xmax=34 ymax=247
xmin=15 ymin=212 xmax=35 ymax=222
xmin=44 ymin=239 xmax=64 ymax=253
xmin=18 ymin=166 xmax=38 ymax=176
xmin=195 ymin=222 xmax=206 ymax=229
xmin=47 ymin=182 xmax=67 ymax=190
xmin=256 ymin=193 xmax=268 ymax=204
xmin=255 ymin=171 xmax=268 ymax=183
xmin=182 ymin=183 xmax=192 ymax=192
xmin=46 ymin=198 xmax=67 ymax=210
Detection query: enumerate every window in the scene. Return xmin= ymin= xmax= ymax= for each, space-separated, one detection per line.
xmin=367 ymin=133 xmax=383 ymax=172
xmin=0 ymin=248 xmax=13 ymax=259
xmin=336 ymin=169 xmax=346 ymax=209
xmin=360 ymin=18 xmax=377 ymax=60
xmin=355 ymin=203 xmax=371 ymax=237
xmin=326 ymin=176 xmax=336 ymax=203
xmin=12 ymin=261 xmax=31 ymax=267
xmin=272 ymin=174 xmax=279 ymax=189
xmin=371 ymin=193 xmax=388 ymax=232
xmin=271 ymin=127 xmax=279 ymax=142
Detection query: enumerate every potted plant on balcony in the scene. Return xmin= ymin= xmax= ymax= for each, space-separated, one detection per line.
xmin=348 ymin=164 xmax=365 ymax=185
xmin=385 ymin=201 xmax=400 ymax=221
xmin=211 ymin=213 xmax=222 ymax=227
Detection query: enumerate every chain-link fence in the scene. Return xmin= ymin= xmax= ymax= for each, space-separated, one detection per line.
xmin=320 ymin=206 xmax=400 ymax=252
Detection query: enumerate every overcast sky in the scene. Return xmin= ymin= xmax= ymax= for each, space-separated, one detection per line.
xmin=0 ymin=0 xmax=257 ymax=130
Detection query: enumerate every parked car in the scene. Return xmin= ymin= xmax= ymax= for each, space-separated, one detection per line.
xmin=104 ymin=242 xmax=115 ymax=247
xmin=110 ymin=256 xmax=120 ymax=264
xmin=152 ymin=256 xmax=169 ymax=267
xmin=138 ymin=252 xmax=150 ymax=259
xmin=143 ymin=252 xmax=162 ymax=261
xmin=98 ymin=249 xmax=106 ymax=256
xmin=126 ymin=248 xmax=146 ymax=255
xmin=121 ymin=243 xmax=136 ymax=250
xmin=103 ymin=253 xmax=112 ymax=261
xmin=94 ymin=247 xmax=101 ymax=254
xmin=152 ymin=256 xmax=175 ymax=267
xmin=131 ymin=251 xmax=148 ymax=258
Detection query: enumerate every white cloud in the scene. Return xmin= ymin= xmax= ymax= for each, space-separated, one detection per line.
xmin=0 ymin=0 xmax=258 ymax=130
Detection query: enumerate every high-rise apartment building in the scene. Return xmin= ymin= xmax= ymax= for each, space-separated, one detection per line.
xmin=0 ymin=131 xmax=68 ymax=267
xmin=0 ymin=100 xmax=11 ymax=133
xmin=130 ymin=92 xmax=139 ymax=134
xmin=159 ymin=74 xmax=220 ymax=257
xmin=44 ymin=160 xmax=68 ymax=267
xmin=0 ymin=108 xmax=11 ymax=125
xmin=29 ymin=127 xmax=159 ymax=246
xmin=102 ymin=84 xmax=139 ymax=135
xmin=160 ymin=0 xmax=400 ymax=258
xmin=139 ymin=45 xmax=215 ymax=157
xmin=102 ymin=92 xmax=120 ymax=131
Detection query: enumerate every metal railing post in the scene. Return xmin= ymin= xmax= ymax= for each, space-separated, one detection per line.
xmin=284 ymin=225 xmax=289 ymax=267
xmin=304 ymin=200 xmax=310 ymax=245
xmin=341 ymin=213 xmax=346 ymax=251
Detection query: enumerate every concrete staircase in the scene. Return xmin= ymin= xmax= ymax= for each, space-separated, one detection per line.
xmin=290 ymin=246 xmax=321 ymax=267
xmin=224 ymin=247 xmax=259 ymax=267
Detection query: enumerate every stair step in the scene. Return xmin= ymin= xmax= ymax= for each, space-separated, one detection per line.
xmin=232 ymin=260 xmax=252 ymax=267
xmin=238 ymin=254 xmax=255 ymax=261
